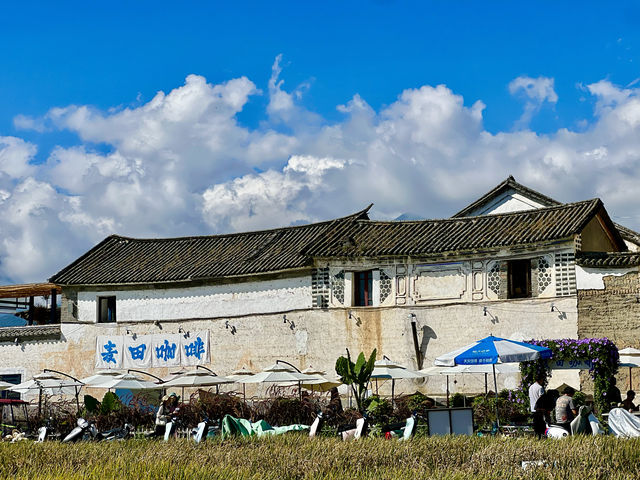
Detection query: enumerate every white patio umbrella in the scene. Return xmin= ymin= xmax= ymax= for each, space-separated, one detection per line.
xmin=95 ymin=373 xmax=161 ymax=390
xmin=370 ymin=358 xmax=424 ymax=403
xmin=9 ymin=372 xmax=85 ymax=415
xmin=226 ymin=367 xmax=255 ymax=401
xmin=281 ymin=367 xmax=343 ymax=393
xmin=80 ymin=369 xmax=125 ymax=387
xmin=163 ymin=370 xmax=233 ymax=399
xmin=163 ymin=370 xmax=233 ymax=388
xmin=9 ymin=372 xmax=84 ymax=395
xmin=435 ymin=335 xmax=552 ymax=426
xmin=237 ymin=363 xmax=321 ymax=400
xmin=0 ymin=381 xmax=13 ymax=391
xmin=619 ymin=347 xmax=640 ymax=390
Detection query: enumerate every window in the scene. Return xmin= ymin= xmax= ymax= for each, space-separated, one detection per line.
xmin=97 ymin=296 xmax=116 ymax=323
xmin=353 ymin=270 xmax=373 ymax=306
xmin=508 ymin=259 xmax=531 ymax=298
xmin=0 ymin=374 xmax=21 ymax=400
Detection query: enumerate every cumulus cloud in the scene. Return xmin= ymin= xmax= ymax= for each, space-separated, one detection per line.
xmin=3 ymin=61 xmax=640 ymax=283
xmin=509 ymin=75 xmax=558 ymax=128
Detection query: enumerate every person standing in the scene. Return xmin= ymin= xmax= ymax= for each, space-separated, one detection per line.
xmin=555 ymin=386 xmax=578 ymax=432
xmin=529 ymin=374 xmax=545 ymax=414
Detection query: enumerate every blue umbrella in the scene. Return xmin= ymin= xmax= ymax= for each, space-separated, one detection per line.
xmin=435 ymin=336 xmax=552 ymax=427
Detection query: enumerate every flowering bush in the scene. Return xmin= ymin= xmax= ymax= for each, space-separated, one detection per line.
xmin=520 ymin=338 xmax=619 ymax=413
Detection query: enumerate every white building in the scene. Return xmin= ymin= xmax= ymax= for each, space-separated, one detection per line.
xmin=1 ymin=176 xmax=638 ymax=397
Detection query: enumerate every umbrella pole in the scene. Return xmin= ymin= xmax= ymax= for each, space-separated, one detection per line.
xmin=75 ymin=386 xmax=80 ymax=414
xmin=38 ymin=388 xmax=42 ymax=417
xmin=485 ymin=373 xmax=488 ymax=395
xmin=446 ymin=376 xmax=450 ymax=407
xmin=391 ymin=379 xmax=395 ymax=407
xmin=493 ymin=364 xmax=499 ymax=428
xmin=299 ymin=381 xmax=302 ymax=401
xmin=630 ymin=366 xmax=633 ymax=391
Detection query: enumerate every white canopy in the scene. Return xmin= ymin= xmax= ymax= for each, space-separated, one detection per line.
xmin=226 ymin=367 xmax=256 ymax=381
xmin=94 ymin=373 xmax=161 ymax=390
xmin=162 ymin=370 xmax=233 ymax=388
xmin=237 ymin=363 xmax=320 ymax=384
xmin=281 ymin=366 xmax=342 ymax=392
xmin=0 ymin=381 xmax=14 ymax=391
xmin=371 ymin=358 xmax=424 ymax=379
xmin=80 ymin=370 xmax=125 ymax=386
xmin=9 ymin=372 xmax=84 ymax=395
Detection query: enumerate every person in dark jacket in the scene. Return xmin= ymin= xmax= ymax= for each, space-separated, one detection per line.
xmin=532 ymin=390 xmax=560 ymax=438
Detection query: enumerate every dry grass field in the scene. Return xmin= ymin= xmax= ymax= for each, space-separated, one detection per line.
xmin=1 ymin=435 xmax=639 ymax=479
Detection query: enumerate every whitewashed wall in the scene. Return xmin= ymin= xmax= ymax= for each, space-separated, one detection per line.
xmin=0 ymin=296 xmax=580 ymax=399
xmin=463 ymin=190 xmax=549 ymax=216
xmin=575 ymin=265 xmax=638 ymax=290
xmin=76 ymin=276 xmax=312 ymax=323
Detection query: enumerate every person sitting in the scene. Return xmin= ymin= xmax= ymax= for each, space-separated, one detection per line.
xmin=555 ymin=386 xmax=578 ymax=432
xmin=607 ymin=378 xmax=623 ymax=407
xmin=621 ymin=390 xmax=637 ymax=412
xmin=153 ymin=393 xmax=179 ymax=437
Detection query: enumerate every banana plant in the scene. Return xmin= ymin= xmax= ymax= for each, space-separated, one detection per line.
xmin=335 ymin=348 xmax=377 ymax=413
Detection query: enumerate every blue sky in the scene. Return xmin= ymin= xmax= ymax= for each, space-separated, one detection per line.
xmin=1 ymin=1 xmax=640 ymax=283
xmin=3 ymin=2 xmax=638 ymax=144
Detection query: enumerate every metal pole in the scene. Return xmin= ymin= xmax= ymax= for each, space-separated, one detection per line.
xmin=43 ymin=369 xmax=82 ymax=413
xmin=126 ymin=369 xmax=165 ymax=383
xmin=275 ymin=359 xmax=301 ymax=373
xmin=446 ymin=376 xmax=450 ymax=407
xmin=49 ymin=288 xmax=57 ymax=324
xmin=493 ymin=364 xmax=499 ymax=428
xmin=196 ymin=365 xmax=218 ymax=375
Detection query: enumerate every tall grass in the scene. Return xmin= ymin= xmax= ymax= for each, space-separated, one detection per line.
xmin=2 ymin=435 xmax=640 ymax=479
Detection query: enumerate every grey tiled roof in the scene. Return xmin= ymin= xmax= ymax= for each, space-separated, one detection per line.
xmin=0 ymin=324 xmax=61 ymax=341
xmin=576 ymin=252 xmax=640 ymax=268
xmin=49 ymin=198 xmax=624 ymax=286
xmin=452 ymin=175 xmax=640 ymax=247
xmin=50 ymin=207 xmax=372 ymax=286
xmin=305 ymin=199 xmax=624 ymax=258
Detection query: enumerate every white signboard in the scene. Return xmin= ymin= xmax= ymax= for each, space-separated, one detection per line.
xmin=124 ymin=335 xmax=152 ymax=368
xmin=152 ymin=334 xmax=181 ymax=367
xmin=96 ymin=331 xmax=211 ymax=368
xmin=96 ymin=336 xmax=123 ymax=369
xmin=180 ymin=331 xmax=210 ymax=366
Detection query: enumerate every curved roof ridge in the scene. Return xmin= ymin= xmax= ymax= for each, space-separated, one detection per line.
xmin=102 ymin=204 xmax=374 ymax=243
xmin=452 ymin=175 xmax=561 ymax=218
xmin=367 ymin=198 xmax=601 ymax=225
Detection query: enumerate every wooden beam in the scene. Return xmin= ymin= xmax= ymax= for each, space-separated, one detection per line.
xmin=0 ymin=283 xmax=61 ymax=299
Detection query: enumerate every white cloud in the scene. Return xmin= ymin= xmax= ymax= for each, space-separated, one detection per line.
xmin=3 ymin=63 xmax=640 ymax=283
xmin=509 ymin=75 xmax=558 ymax=128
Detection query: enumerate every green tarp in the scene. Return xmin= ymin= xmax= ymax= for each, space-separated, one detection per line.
xmin=220 ymin=414 xmax=309 ymax=438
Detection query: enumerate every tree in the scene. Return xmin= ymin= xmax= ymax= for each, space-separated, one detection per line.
xmin=335 ymin=348 xmax=376 ymax=413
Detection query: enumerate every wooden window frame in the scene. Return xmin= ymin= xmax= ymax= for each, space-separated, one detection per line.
xmin=507 ymin=259 xmax=532 ymax=299
xmin=97 ymin=296 xmax=117 ymax=323
xmin=353 ymin=270 xmax=373 ymax=306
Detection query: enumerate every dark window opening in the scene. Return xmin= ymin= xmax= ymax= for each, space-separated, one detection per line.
xmin=508 ymin=259 xmax=531 ymax=298
xmin=353 ymin=271 xmax=373 ymax=306
xmin=98 ymin=296 xmax=116 ymax=323
xmin=0 ymin=374 xmax=21 ymax=400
